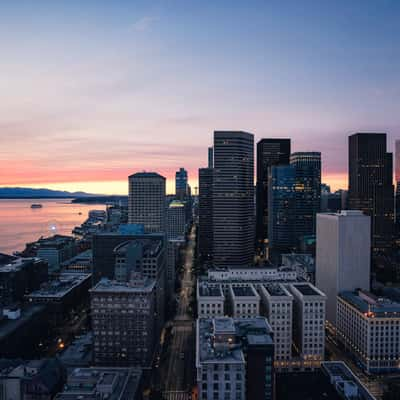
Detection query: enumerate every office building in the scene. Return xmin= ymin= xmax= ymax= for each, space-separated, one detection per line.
xmin=54 ymin=367 xmax=142 ymax=400
xmin=198 ymin=167 xmax=213 ymax=264
xmin=289 ymin=283 xmax=326 ymax=368
xmin=316 ymin=211 xmax=371 ymax=326
xmin=196 ymin=317 xmax=274 ymax=400
xmin=259 ymin=283 xmax=293 ymax=365
xmin=396 ymin=140 xmax=400 ymax=226
xmin=36 ymin=235 xmax=77 ymax=272
xmin=337 ymin=290 xmax=400 ymax=374
xmin=348 ymin=133 xmax=394 ymax=252
xmin=212 ymin=131 xmax=254 ymax=267
xmin=197 ymin=282 xmax=225 ymax=318
xmin=229 ymin=284 xmax=260 ymax=318
xmin=91 ymin=276 xmax=157 ymax=368
xmin=268 ymin=164 xmax=297 ymax=256
xmin=256 ymin=138 xmax=291 ymax=251
xmin=175 ymin=167 xmax=188 ymax=199
xmin=0 ymin=255 xmax=48 ymax=306
xmin=128 ymin=172 xmax=166 ymax=233
xmin=208 ymin=146 xmax=214 ymax=168
xmin=290 ymin=152 xmax=321 ymax=244
xmin=167 ymin=200 xmax=186 ymax=239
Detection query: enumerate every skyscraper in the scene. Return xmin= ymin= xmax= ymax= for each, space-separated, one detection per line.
xmin=128 ymin=172 xmax=166 ymax=233
xmin=208 ymin=146 xmax=214 ymax=168
xmin=268 ymin=164 xmax=296 ymax=254
xmin=290 ymin=152 xmax=321 ymax=242
xmin=256 ymin=139 xmax=291 ymax=251
xmin=395 ymin=140 xmax=400 ymax=225
xmin=316 ymin=211 xmax=371 ymax=326
xmin=348 ymin=133 xmax=394 ymax=252
xmin=212 ymin=131 xmax=254 ymax=267
xmin=175 ymin=167 xmax=188 ymax=199
xmin=198 ymin=167 xmax=213 ymax=264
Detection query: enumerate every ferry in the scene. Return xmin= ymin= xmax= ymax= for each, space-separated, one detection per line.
xmin=30 ymin=203 xmax=43 ymax=209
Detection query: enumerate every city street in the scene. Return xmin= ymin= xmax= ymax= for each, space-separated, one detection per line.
xmin=159 ymin=226 xmax=196 ymax=399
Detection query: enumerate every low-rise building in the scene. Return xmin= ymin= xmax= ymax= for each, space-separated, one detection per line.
xmin=59 ymin=333 xmax=93 ymax=369
xmin=54 ymin=367 xmax=142 ymax=400
xmin=229 ymin=284 xmax=260 ymax=318
xmin=289 ymin=283 xmax=326 ymax=369
xmin=0 ymin=254 xmax=48 ymax=306
xmin=196 ymin=317 xmax=274 ymax=400
xmin=26 ymin=273 xmax=92 ymax=325
xmin=36 ymin=235 xmax=77 ymax=272
xmin=259 ymin=283 xmax=293 ymax=366
xmin=197 ymin=282 xmax=224 ymax=318
xmin=60 ymin=249 xmax=92 ymax=273
xmin=337 ymin=290 xmax=400 ymax=374
xmin=207 ymin=266 xmax=297 ymax=282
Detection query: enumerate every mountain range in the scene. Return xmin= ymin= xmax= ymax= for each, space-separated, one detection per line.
xmin=0 ymin=187 xmax=98 ymax=198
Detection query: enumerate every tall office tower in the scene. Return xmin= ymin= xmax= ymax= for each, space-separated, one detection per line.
xmin=316 ymin=211 xmax=371 ymax=326
xmin=198 ymin=167 xmax=213 ymax=264
xmin=213 ymin=131 xmax=254 ymax=267
xmin=268 ymin=164 xmax=297 ymax=257
xmin=290 ymin=152 xmax=321 ymax=243
xmin=175 ymin=167 xmax=188 ymax=199
xmin=348 ymin=133 xmax=394 ymax=252
xmin=128 ymin=172 xmax=166 ymax=233
xmin=208 ymin=146 xmax=214 ymax=168
xmin=166 ymin=200 xmax=186 ymax=239
xmin=256 ymin=139 xmax=291 ymax=251
xmin=396 ymin=140 xmax=400 ymax=226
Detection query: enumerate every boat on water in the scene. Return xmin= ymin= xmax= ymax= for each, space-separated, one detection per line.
xmin=30 ymin=203 xmax=43 ymax=209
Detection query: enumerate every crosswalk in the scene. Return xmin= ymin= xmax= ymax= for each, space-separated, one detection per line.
xmin=163 ymin=391 xmax=191 ymax=400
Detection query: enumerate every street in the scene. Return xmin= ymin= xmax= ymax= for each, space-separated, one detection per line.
xmin=159 ymin=226 xmax=196 ymax=399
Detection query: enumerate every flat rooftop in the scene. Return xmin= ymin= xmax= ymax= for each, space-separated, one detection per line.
xmin=114 ymin=238 xmax=163 ymax=258
xmin=293 ymin=284 xmax=321 ymax=297
xmin=231 ymin=285 xmax=257 ymax=297
xmin=37 ymin=235 xmax=75 ymax=248
xmin=0 ymin=255 xmax=43 ymax=273
xmin=198 ymin=283 xmax=223 ymax=298
xmin=339 ymin=290 xmax=400 ymax=317
xmin=263 ymin=283 xmax=291 ymax=297
xmin=59 ymin=333 xmax=93 ymax=367
xmin=91 ymin=277 xmax=156 ymax=293
xmin=27 ymin=273 xmax=91 ymax=299
xmin=55 ymin=367 xmax=142 ymax=400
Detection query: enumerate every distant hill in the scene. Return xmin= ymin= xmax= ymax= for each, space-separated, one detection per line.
xmin=0 ymin=187 xmax=99 ymax=198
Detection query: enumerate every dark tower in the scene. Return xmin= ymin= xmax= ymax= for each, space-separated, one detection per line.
xmin=256 ymin=139 xmax=291 ymax=253
xmin=348 ymin=133 xmax=394 ymax=252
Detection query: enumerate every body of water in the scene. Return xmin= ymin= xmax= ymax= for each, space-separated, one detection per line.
xmin=0 ymin=199 xmax=106 ymax=254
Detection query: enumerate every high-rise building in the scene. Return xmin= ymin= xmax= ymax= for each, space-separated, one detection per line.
xmin=128 ymin=172 xmax=166 ymax=233
xmin=290 ymin=152 xmax=321 ymax=243
xmin=166 ymin=200 xmax=186 ymax=239
xmin=256 ymin=139 xmax=291 ymax=251
xmin=268 ymin=164 xmax=297 ymax=255
xmin=91 ymin=275 xmax=157 ymax=368
xmin=208 ymin=146 xmax=214 ymax=168
xmin=175 ymin=167 xmax=188 ymax=199
xmin=316 ymin=211 xmax=371 ymax=326
xmin=348 ymin=133 xmax=394 ymax=252
xmin=198 ymin=167 xmax=213 ymax=264
xmin=395 ymin=140 xmax=400 ymax=226
xmin=212 ymin=131 xmax=254 ymax=267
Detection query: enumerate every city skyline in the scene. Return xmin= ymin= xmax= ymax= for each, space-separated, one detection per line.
xmin=1 ymin=1 xmax=400 ymax=194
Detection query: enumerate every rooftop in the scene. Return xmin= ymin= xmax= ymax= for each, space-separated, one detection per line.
xmin=59 ymin=333 xmax=93 ymax=367
xmin=55 ymin=367 xmax=142 ymax=400
xmin=292 ymin=283 xmax=323 ymax=297
xmin=37 ymin=235 xmax=75 ymax=248
xmin=0 ymin=255 xmax=44 ymax=273
xmin=129 ymin=171 xmax=165 ymax=179
xmin=27 ymin=273 xmax=91 ymax=299
xmin=339 ymin=290 xmax=400 ymax=317
xmin=231 ymin=285 xmax=258 ymax=298
xmin=198 ymin=282 xmax=223 ymax=298
xmin=91 ymin=277 xmax=156 ymax=293
xmin=263 ymin=283 xmax=292 ymax=297
xmin=197 ymin=317 xmax=273 ymax=365
xmin=114 ymin=238 xmax=163 ymax=258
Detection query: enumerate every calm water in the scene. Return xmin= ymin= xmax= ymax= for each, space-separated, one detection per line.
xmin=0 ymin=199 xmax=106 ymax=254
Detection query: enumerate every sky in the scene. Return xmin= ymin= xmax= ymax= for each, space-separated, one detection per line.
xmin=1 ymin=0 xmax=400 ymax=194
